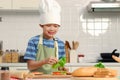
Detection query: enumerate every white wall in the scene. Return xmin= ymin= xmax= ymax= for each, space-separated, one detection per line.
xmin=0 ymin=0 xmax=120 ymax=62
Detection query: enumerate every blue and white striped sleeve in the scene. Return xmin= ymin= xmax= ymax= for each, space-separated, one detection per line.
xmin=24 ymin=39 xmax=37 ymax=60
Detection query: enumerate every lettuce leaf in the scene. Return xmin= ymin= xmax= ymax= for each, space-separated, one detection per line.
xmin=52 ymin=57 xmax=66 ymax=69
xmin=94 ymin=62 xmax=105 ymax=68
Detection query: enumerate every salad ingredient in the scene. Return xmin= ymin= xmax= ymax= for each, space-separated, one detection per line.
xmin=94 ymin=62 xmax=105 ymax=68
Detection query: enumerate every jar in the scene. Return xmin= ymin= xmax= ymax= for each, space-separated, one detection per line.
xmin=78 ymin=54 xmax=84 ymax=63
xmin=1 ymin=67 xmax=10 ymax=80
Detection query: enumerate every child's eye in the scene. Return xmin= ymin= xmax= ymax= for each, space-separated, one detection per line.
xmin=54 ymin=24 xmax=60 ymax=27
xmin=54 ymin=25 xmax=58 ymax=27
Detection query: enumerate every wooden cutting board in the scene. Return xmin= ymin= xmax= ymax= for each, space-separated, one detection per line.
xmin=33 ymin=74 xmax=72 ymax=78
xmin=71 ymin=77 xmax=118 ymax=80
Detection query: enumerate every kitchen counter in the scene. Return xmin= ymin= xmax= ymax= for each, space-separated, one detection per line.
xmin=25 ymin=76 xmax=120 ymax=80
xmin=0 ymin=63 xmax=120 ymax=74
xmin=0 ymin=63 xmax=120 ymax=67
xmin=25 ymin=75 xmax=119 ymax=80
xmin=26 ymin=74 xmax=71 ymax=80
xmin=0 ymin=63 xmax=119 ymax=80
xmin=65 ymin=63 xmax=120 ymax=67
xmin=0 ymin=63 xmax=27 ymax=67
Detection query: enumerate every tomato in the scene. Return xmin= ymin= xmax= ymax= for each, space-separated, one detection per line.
xmin=52 ymin=72 xmax=61 ymax=75
xmin=52 ymin=71 xmax=66 ymax=75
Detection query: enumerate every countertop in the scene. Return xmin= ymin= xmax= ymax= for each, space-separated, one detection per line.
xmin=0 ymin=63 xmax=120 ymax=67
xmin=65 ymin=63 xmax=120 ymax=67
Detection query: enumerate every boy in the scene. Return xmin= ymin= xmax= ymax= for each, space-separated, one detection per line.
xmin=24 ymin=0 xmax=65 ymax=74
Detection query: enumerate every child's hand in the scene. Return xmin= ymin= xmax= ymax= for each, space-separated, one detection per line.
xmin=44 ymin=57 xmax=58 ymax=65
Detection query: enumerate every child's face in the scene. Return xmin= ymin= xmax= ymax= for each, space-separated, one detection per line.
xmin=40 ymin=24 xmax=60 ymax=39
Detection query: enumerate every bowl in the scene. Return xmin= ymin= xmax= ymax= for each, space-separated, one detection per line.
xmin=101 ymin=53 xmax=119 ymax=59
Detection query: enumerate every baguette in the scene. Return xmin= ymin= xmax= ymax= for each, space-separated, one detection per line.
xmin=94 ymin=68 xmax=117 ymax=78
xmin=72 ymin=67 xmax=117 ymax=77
xmin=72 ymin=67 xmax=97 ymax=77
xmin=107 ymin=68 xmax=117 ymax=77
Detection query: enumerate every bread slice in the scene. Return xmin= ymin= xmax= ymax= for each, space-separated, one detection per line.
xmin=93 ymin=68 xmax=117 ymax=78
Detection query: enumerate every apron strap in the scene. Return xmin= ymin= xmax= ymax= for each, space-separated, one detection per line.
xmin=38 ymin=34 xmax=59 ymax=59
xmin=54 ymin=38 xmax=58 ymax=60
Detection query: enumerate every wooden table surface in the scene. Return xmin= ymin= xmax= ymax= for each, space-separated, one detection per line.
xmin=32 ymin=74 xmax=72 ymax=78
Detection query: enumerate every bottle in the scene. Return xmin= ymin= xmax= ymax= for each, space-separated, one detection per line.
xmin=1 ymin=67 xmax=10 ymax=80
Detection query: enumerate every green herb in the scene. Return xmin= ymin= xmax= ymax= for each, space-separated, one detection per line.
xmin=94 ymin=62 xmax=105 ymax=68
xmin=52 ymin=57 xmax=66 ymax=69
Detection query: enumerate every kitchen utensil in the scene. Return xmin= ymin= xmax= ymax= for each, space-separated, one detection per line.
xmin=74 ymin=41 xmax=79 ymax=50
xmin=72 ymin=41 xmax=75 ymax=50
xmin=72 ymin=41 xmax=79 ymax=50
xmin=65 ymin=41 xmax=71 ymax=50
xmin=65 ymin=41 xmax=71 ymax=63
xmin=100 ymin=49 xmax=119 ymax=59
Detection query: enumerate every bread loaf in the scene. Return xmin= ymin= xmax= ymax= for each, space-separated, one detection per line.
xmin=107 ymin=68 xmax=117 ymax=77
xmin=10 ymin=71 xmax=29 ymax=79
xmin=72 ymin=67 xmax=97 ymax=77
xmin=72 ymin=67 xmax=117 ymax=77
xmin=94 ymin=68 xmax=117 ymax=78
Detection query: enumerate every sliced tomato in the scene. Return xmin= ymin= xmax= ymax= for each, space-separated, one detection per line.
xmin=52 ymin=72 xmax=61 ymax=75
xmin=52 ymin=71 xmax=66 ymax=75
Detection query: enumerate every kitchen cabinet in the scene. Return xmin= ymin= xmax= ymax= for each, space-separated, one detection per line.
xmin=0 ymin=0 xmax=11 ymax=10
xmin=12 ymin=0 xmax=39 ymax=10
xmin=0 ymin=0 xmax=39 ymax=11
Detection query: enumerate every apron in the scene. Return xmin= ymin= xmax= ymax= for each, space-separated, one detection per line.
xmin=31 ymin=34 xmax=59 ymax=74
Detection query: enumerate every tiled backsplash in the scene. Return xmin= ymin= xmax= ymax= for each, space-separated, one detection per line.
xmin=0 ymin=0 xmax=120 ymax=62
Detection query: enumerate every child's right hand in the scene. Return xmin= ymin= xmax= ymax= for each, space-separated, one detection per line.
xmin=44 ymin=57 xmax=58 ymax=65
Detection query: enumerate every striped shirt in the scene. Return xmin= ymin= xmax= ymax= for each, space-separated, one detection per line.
xmin=24 ymin=35 xmax=65 ymax=60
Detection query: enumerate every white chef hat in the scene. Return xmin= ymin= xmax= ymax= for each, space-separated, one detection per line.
xmin=39 ymin=0 xmax=61 ymax=25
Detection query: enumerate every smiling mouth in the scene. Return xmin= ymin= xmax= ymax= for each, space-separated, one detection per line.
xmin=48 ymin=32 xmax=55 ymax=35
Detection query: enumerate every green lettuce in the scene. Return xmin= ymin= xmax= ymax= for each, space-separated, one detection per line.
xmin=94 ymin=62 xmax=105 ymax=68
xmin=52 ymin=57 xmax=66 ymax=69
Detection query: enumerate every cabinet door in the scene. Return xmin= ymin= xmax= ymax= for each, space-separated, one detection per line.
xmin=0 ymin=0 xmax=11 ymax=9
xmin=13 ymin=0 xmax=39 ymax=10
